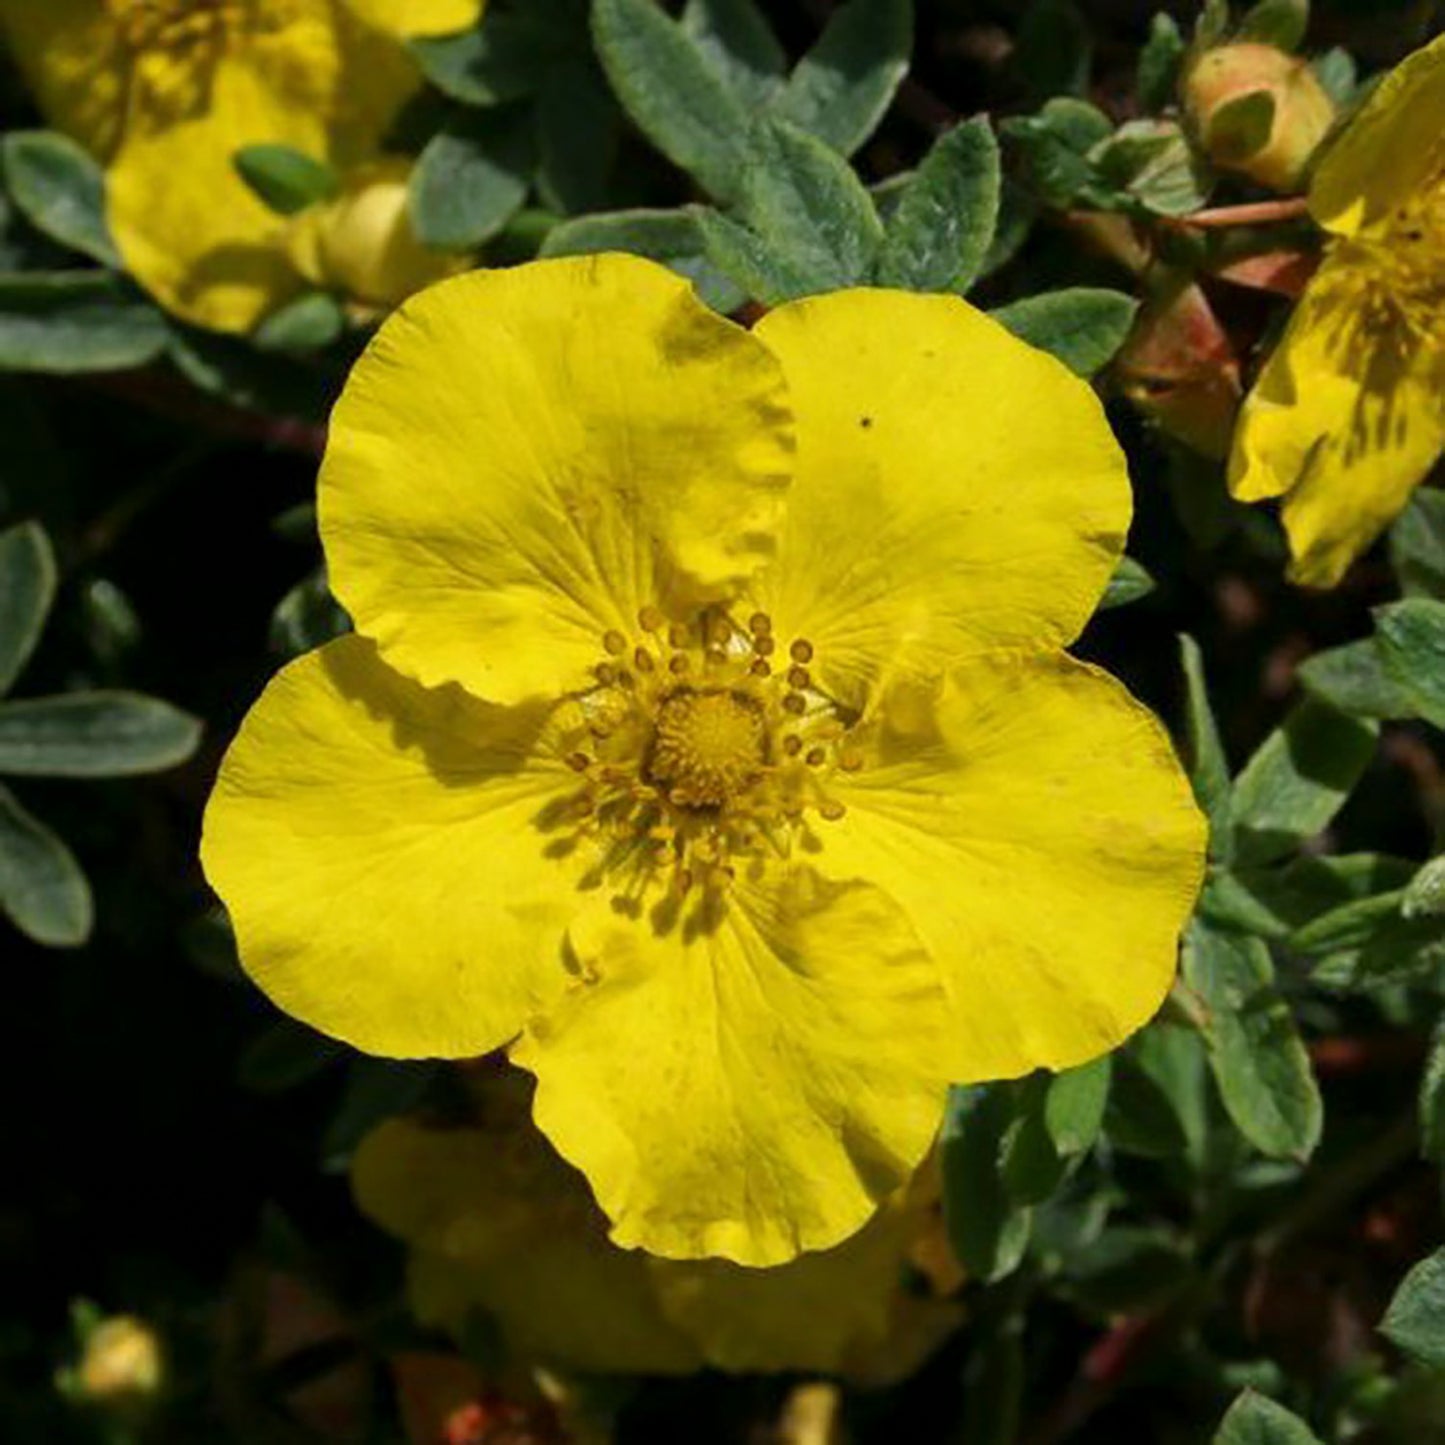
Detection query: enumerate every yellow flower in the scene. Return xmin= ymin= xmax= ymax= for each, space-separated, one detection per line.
xmin=201 ymin=254 xmax=1206 ymax=1265
xmin=284 ymin=158 xmax=469 ymax=315
xmin=351 ymin=1068 xmax=964 ymax=1384
xmin=1229 ymin=33 xmax=1445 ymax=586
xmin=0 ymin=0 xmax=484 ymax=332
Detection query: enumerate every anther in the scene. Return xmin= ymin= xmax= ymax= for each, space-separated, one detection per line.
xmin=819 ymin=800 xmax=847 ymax=821
xmin=566 ymin=752 xmax=592 ymax=772
xmin=668 ymin=623 xmax=690 ymax=648
xmin=805 ymin=747 xmax=826 ymax=766
xmin=783 ymin=736 xmax=803 ymax=757
xmin=634 ymin=647 xmax=655 ymax=673
xmin=668 ymin=654 xmax=690 ymax=675
xmin=787 ymin=665 xmax=810 ymax=690
xmin=638 ymin=605 xmax=665 ymax=632
xmin=749 ymin=657 xmax=771 ymax=677
xmin=603 ymin=630 xmax=626 ymax=656
xmin=782 ymin=693 xmax=807 ymax=716
xmin=594 ymin=663 xmax=616 ymax=685
xmin=789 ymin=639 xmax=814 ymax=664
xmin=753 ymin=634 xmax=776 ymax=656
xmin=706 ymin=615 xmax=732 ymax=647
xmin=839 ymin=748 xmax=865 ymax=772
xmin=749 ymin=612 xmax=772 ymax=636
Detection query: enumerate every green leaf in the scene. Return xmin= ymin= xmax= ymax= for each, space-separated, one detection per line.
xmin=0 ymin=693 xmax=201 ymax=777
xmin=1014 ymin=0 xmax=1092 ymax=100
xmin=536 ymin=62 xmax=620 ymax=215
xmin=0 ymin=780 xmax=91 ymax=947
xmin=1105 ymin=1043 xmax=1192 ymax=1158
xmin=1419 ymin=1017 xmax=1445 ymax=1163
xmin=270 ymin=570 xmax=350 ymax=660
xmin=1296 ymin=639 xmax=1414 ymax=720
xmin=1045 ymin=1056 xmax=1111 ymax=1156
xmin=233 ymin=144 xmax=338 ymax=215
xmin=1203 ymin=853 xmax=1416 ymax=941
xmin=1099 ymin=555 xmax=1156 ymax=610
xmin=1229 ymin=699 xmax=1377 ymax=865
xmin=1405 ymin=857 xmax=1445 ymax=919
xmin=1000 ymin=1077 xmax=1066 ymax=1205
xmin=1205 ymin=91 xmax=1278 ymax=164
xmin=592 ymin=0 xmax=751 ymax=202
xmin=990 ymin=289 xmax=1138 ymax=377
xmin=941 ymin=1084 xmax=1031 ymax=1282
xmin=1310 ymin=48 xmax=1357 ymax=106
xmin=541 ymin=207 xmax=745 ymax=312
xmin=1138 ymin=14 xmax=1186 ymax=111
xmin=2 ymin=130 xmax=118 ymax=266
xmin=1288 ymin=890 xmax=1409 ymax=954
xmin=238 ymin=1019 xmax=347 ymax=1094
xmin=252 ymin=292 xmax=346 ymax=354
xmin=1180 ymin=634 xmax=1232 ymax=856
xmin=410 ymin=106 xmax=533 ymax=249
xmin=1000 ymin=98 xmax=1113 ymax=209
xmin=409 ymin=14 xmax=561 ymax=105
xmin=681 ymin=0 xmax=784 ymax=109
xmin=0 ymin=521 xmax=57 ymax=698
xmin=1389 ymin=489 xmax=1445 ymax=598
xmin=874 ymin=117 xmax=1000 ymax=294
xmin=1184 ymin=921 xmax=1322 ymax=1160
xmin=1307 ymin=910 xmax=1445 ymax=992
xmin=731 ymin=118 xmax=882 ymax=295
xmin=1093 ymin=120 xmax=1211 ymax=217
xmin=1195 ymin=0 xmax=1232 ymax=50
xmin=1380 ymin=1249 xmax=1445 ymax=1367
xmin=1377 ymin=598 xmax=1445 ymax=729
xmin=696 ymin=208 xmax=818 ymax=306
xmin=0 ymin=273 xmax=167 ymax=374
xmin=1214 ymin=1390 xmax=1323 ymax=1445
xmin=771 ymin=0 xmax=911 ymax=158
xmin=1060 ymin=1225 xmax=1193 ymax=1313
xmin=1236 ymin=0 xmax=1310 ymax=51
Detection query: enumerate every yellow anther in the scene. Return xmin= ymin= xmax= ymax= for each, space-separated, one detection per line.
xmin=603 ymin=630 xmax=627 ymax=656
xmin=783 ymin=735 xmax=803 ymax=757
xmin=753 ymin=634 xmax=776 ymax=656
xmin=782 ymin=693 xmax=806 ymax=716
xmin=638 ymin=605 xmax=665 ymax=632
xmin=787 ymin=665 xmax=810 ymax=690
xmin=595 ymin=662 xmax=616 ymax=686
xmin=789 ymin=639 xmax=814 ymax=664
xmin=634 ymin=646 xmax=655 ymax=673
xmin=819 ymin=800 xmax=847 ymax=821
xmin=749 ymin=657 xmax=771 ymax=677
xmin=566 ymin=752 xmax=592 ymax=773
xmin=668 ymin=654 xmax=690 ymax=676
xmin=805 ymin=747 xmax=826 ymax=767
xmin=839 ymin=747 xmax=865 ymax=772
xmin=668 ymin=622 xmax=690 ymax=648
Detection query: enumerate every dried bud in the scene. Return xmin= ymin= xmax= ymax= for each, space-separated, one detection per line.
xmin=1184 ymin=43 xmax=1336 ymax=192
xmin=286 ymin=158 xmax=467 ymax=314
xmin=1116 ymin=275 xmax=1242 ymax=458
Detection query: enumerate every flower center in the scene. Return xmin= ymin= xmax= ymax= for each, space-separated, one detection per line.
xmin=649 ymin=689 xmax=768 ymax=809
xmin=106 ymin=0 xmax=249 ymax=52
xmin=554 ymin=609 xmax=861 ymax=897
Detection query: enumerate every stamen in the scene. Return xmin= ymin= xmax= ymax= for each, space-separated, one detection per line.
xmin=789 ymin=639 xmax=814 ymax=664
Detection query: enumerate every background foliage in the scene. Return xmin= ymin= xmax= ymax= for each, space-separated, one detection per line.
xmin=5 ymin=0 xmax=1445 ymax=1441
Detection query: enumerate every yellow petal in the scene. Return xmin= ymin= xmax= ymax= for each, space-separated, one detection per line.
xmin=351 ymin=1076 xmax=700 ymax=1374
xmin=1309 ymin=33 xmax=1445 ymax=239
xmin=750 ymin=289 xmax=1130 ymax=712
xmin=320 ymin=256 xmax=794 ymax=705
xmin=286 ymin=158 xmax=466 ymax=310
xmin=343 ymin=0 xmax=484 ymax=39
xmin=106 ymin=46 xmax=330 ymax=331
xmin=200 ymin=634 xmax=590 ymax=1058
xmin=1228 ymin=252 xmax=1445 ymax=585
xmin=0 ymin=0 xmax=127 ymax=156
xmin=512 ymin=872 xmax=951 ymax=1267
xmin=820 ymin=652 xmax=1205 ymax=1080
xmin=650 ymin=1170 xmax=961 ymax=1380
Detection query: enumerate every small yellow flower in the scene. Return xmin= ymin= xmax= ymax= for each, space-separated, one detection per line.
xmin=66 ymin=1315 xmax=165 ymax=1416
xmin=285 ymin=158 xmax=469 ymax=315
xmin=201 ymin=254 xmax=1205 ymax=1265
xmin=351 ymin=1069 xmax=964 ymax=1384
xmin=1230 ymin=33 xmax=1445 ymax=586
xmin=0 ymin=0 xmax=484 ymax=332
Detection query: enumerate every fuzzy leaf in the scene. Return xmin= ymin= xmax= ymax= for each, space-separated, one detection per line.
xmin=1213 ymin=1391 xmax=1322 ymax=1445
xmin=681 ymin=0 xmax=784 ymax=109
xmin=0 ymin=780 xmax=91 ymax=947
xmin=990 ymin=288 xmax=1138 ymax=377
xmin=0 ymin=693 xmax=202 ymax=777
xmin=0 ymin=273 xmax=167 ymax=374
xmin=1377 ymin=598 xmax=1445 ymax=729
xmin=1180 ymin=634 xmax=1232 ymax=855
xmin=941 ymin=1084 xmax=1031 ymax=1282
xmin=411 ymin=107 xmax=533 ymax=249
xmin=1296 ymin=639 xmax=1414 ymax=720
xmin=2 ymin=130 xmax=118 ymax=265
xmin=1381 ymin=1249 xmax=1445 ymax=1367
xmin=0 ymin=521 xmax=56 ymax=697
xmin=233 ymin=144 xmax=338 ymax=215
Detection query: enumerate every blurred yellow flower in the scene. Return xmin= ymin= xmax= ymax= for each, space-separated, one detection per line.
xmin=351 ymin=1069 xmax=964 ymax=1384
xmin=0 ymin=0 xmax=484 ymax=332
xmin=285 ymin=158 xmax=469 ymax=316
xmin=1230 ymin=33 xmax=1445 ymax=586
xmin=202 ymin=254 xmax=1205 ymax=1265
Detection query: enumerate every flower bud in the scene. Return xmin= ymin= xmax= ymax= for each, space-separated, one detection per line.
xmin=64 ymin=1314 xmax=164 ymax=1416
xmin=1184 ymin=43 xmax=1335 ymax=192
xmin=285 ymin=158 xmax=467 ymax=313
